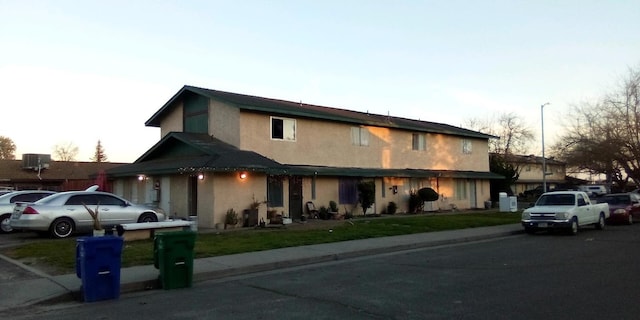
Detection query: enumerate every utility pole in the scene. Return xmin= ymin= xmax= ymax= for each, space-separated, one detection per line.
xmin=541 ymin=103 xmax=550 ymax=192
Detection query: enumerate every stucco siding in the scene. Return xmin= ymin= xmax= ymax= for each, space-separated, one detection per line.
xmin=210 ymin=100 xmax=241 ymax=147
xmin=160 ymin=101 xmax=183 ymax=137
xmin=238 ymin=112 xmax=489 ymax=171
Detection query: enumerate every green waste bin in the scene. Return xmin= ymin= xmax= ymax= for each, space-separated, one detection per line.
xmin=153 ymin=230 xmax=196 ymax=289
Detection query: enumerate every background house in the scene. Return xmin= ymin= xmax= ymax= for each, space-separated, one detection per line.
xmin=107 ymin=85 xmax=503 ymax=229
xmin=509 ymin=154 xmax=567 ymax=195
xmin=0 ymin=155 xmax=126 ymax=192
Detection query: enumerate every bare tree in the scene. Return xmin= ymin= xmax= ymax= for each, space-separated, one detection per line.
xmin=53 ymin=142 xmax=79 ymax=161
xmin=551 ymin=66 xmax=640 ymax=189
xmin=464 ymin=112 xmax=534 ymax=199
xmin=464 ymin=112 xmax=535 ymax=155
xmin=90 ymin=140 xmax=108 ymax=163
xmin=0 ymin=136 xmax=16 ymax=160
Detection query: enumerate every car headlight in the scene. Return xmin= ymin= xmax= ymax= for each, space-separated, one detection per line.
xmin=555 ymin=212 xmax=568 ymax=220
xmin=613 ymin=208 xmax=626 ymax=214
xmin=522 ymin=212 xmax=530 ymax=220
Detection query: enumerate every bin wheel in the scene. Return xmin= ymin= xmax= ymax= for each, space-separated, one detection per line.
xmin=138 ymin=213 xmax=158 ymax=223
xmin=50 ymin=217 xmax=75 ymax=238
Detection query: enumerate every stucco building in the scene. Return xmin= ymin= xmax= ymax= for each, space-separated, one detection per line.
xmin=107 ymin=85 xmax=502 ymax=229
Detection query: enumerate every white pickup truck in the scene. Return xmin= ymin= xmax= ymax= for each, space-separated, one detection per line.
xmin=521 ymin=191 xmax=610 ymax=235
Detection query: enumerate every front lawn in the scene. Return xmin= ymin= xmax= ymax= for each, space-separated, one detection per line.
xmin=2 ymin=212 xmax=521 ymax=275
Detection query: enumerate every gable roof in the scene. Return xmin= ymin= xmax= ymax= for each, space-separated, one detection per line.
xmin=146 ymin=85 xmax=495 ymax=140
xmin=106 ymin=132 xmax=288 ymax=177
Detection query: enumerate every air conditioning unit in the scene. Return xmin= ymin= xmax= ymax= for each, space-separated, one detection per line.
xmin=22 ymin=154 xmax=51 ymax=170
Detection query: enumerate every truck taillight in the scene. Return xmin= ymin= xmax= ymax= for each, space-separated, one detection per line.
xmin=23 ymin=207 xmax=39 ymax=214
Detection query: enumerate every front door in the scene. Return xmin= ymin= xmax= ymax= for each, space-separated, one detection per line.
xmin=469 ymin=180 xmax=477 ymax=209
xmin=289 ymin=176 xmax=303 ymax=220
xmin=188 ymin=175 xmax=198 ymax=216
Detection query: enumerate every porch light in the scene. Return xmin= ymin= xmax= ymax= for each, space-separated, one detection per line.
xmin=197 ymin=173 xmax=205 ymax=180
xmin=138 ymin=175 xmax=145 ymax=181
xmin=239 ymin=172 xmax=247 ymax=179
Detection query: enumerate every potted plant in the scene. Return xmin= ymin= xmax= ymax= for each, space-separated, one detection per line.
xmin=83 ymin=204 xmax=104 ymax=236
xmin=328 ymin=200 xmax=339 ymax=219
xmin=224 ymin=208 xmax=239 ymax=230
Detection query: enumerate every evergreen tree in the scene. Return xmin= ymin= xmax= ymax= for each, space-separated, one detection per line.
xmin=91 ymin=140 xmax=108 ymax=163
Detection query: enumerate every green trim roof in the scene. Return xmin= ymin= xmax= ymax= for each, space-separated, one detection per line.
xmin=145 ymin=85 xmax=496 ymax=140
xmin=106 ymin=132 xmax=287 ymax=177
xmin=286 ymin=165 xmax=504 ymax=179
xmin=105 ymin=132 xmax=503 ymax=180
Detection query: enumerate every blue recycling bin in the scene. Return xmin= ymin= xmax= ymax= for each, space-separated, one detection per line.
xmin=76 ymin=236 xmax=124 ymax=302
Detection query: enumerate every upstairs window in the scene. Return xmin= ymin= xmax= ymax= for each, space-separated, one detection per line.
xmin=462 ymin=139 xmax=472 ymax=154
xmin=412 ymin=133 xmax=426 ymax=151
xmin=271 ymin=117 xmax=296 ymax=141
xmin=351 ymin=127 xmax=369 ymax=146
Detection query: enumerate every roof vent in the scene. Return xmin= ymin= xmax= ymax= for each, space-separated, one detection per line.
xmin=22 ymin=154 xmax=51 ymax=171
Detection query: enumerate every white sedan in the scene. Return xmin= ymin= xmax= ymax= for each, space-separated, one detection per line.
xmin=0 ymin=190 xmax=57 ymax=233
xmin=10 ymin=190 xmax=166 ymax=238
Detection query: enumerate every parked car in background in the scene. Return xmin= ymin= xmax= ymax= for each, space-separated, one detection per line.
xmin=10 ymin=190 xmax=166 ymax=238
xmin=599 ymin=193 xmax=640 ymax=225
xmin=0 ymin=190 xmax=57 ymax=234
xmin=578 ymin=185 xmax=608 ymax=197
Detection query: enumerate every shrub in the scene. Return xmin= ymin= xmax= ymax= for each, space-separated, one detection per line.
xmin=318 ymin=206 xmax=330 ymax=220
xmin=418 ymin=187 xmax=439 ymax=201
xmin=387 ymin=201 xmax=397 ymax=215
xmin=409 ymin=192 xmax=423 ymax=213
xmin=357 ymin=180 xmax=376 ymax=215
xmin=225 ymin=208 xmax=239 ymax=229
xmin=329 ymin=200 xmax=338 ymax=213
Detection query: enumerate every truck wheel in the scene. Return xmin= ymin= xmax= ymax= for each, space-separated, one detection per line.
xmin=595 ymin=213 xmax=605 ymax=230
xmin=569 ymin=217 xmax=578 ymax=235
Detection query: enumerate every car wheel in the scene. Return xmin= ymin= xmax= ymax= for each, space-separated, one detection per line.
xmin=569 ymin=217 xmax=578 ymax=235
xmin=50 ymin=218 xmax=74 ymax=238
xmin=595 ymin=213 xmax=605 ymax=230
xmin=0 ymin=213 xmax=13 ymax=234
xmin=137 ymin=213 xmax=158 ymax=223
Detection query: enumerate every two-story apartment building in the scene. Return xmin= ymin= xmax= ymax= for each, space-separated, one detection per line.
xmin=106 ymin=85 xmax=502 ymax=229
xmin=509 ymin=154 xmax=567 ymax=195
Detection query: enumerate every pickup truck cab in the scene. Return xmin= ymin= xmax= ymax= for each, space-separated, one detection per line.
xmin=521 ymin=191 xmax=610 ymax=235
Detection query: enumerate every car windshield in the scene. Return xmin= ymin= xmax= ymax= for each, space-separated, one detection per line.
xmin=601 ymin=195 xmax=629 ymax=205
xmin=536 ymin=194 xmax=575 ymax=206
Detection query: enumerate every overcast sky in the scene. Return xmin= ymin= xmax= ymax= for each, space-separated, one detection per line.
xmin=1 ymin=0 xmax=638 ymax=162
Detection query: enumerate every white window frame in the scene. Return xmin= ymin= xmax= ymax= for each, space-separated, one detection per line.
xmin=271 ymin=116 xmax=296 ymax=141
xmin=455 ymin=179 xmax=467 ymax=200
xmin=462 ymin=139 xmax=472 ymax=154
xmin=351 ymin=127 xmax=369 ymax=146
xmin=412 ymin=133 xmax=426 ymax=151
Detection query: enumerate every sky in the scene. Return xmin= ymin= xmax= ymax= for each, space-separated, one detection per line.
xmin=1 ymin=0 xmax=638 ymax=163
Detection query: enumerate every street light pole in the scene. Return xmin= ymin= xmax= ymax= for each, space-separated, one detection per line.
xmin=541 ymin=102 xmax=550 ymax=192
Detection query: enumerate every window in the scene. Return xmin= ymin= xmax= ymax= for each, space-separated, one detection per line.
xmin=462 ymin=139 xmax=472 ymax=154
xmin=455 ymin=180 xmax=467 ymax=200
xmin=339 ymin=178 xmax=358 ymax=204
xmin=351 ymin=127 xmax=369 ymax=146
xmin=412 ymin=133 xmax=426 ymax=151
xmin=271 ymin=117 xmax=296 ymax=141
xmin=267 ymin=176 xmax=283 ymax=207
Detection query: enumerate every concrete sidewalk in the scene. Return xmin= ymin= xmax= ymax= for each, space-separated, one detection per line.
xmin=0 ymin=223 xmax=523 ymax=311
